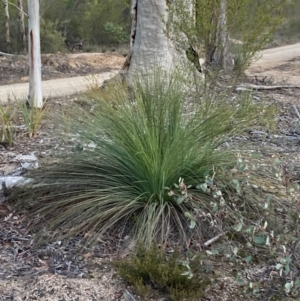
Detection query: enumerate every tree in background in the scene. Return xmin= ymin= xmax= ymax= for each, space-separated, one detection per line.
xmin=1 ymin=0 xmax=28 ymax=53
xmin=0 ymin=0 xmax=296 ymax=56
xmin=4 ymin=0 xmax=11 ymax=51
xmin=276 ymin=0 xmax=300 ymax=43
xmin=123 ymin=0 xmax=201 ymax=83
xmin=212 ymin=0 xmax=232 ymax=70
xmin=39 ymin=0 xmax=130 ymax=50
xmin=169 ymin=0 xmax=286 ymax=72
xmin=18 ymin=0 xmax=26 ymax=52
xmin=0 ymin=0 xmax=130 ymax=53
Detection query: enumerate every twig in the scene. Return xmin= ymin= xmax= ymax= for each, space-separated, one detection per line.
xmin=2 ymin=1 xmax=28 ymax=17
xmin=292 ymin=104 xmax=300 ymax=119
xmin=235 ymin=84 xmax=300 ymax=92
xmin=202 ymin=232 xmax=226 ymax=248
xmin=0 ymin=51 xmax=15 ymax=56
xmin=204 ymin=68 xmax=300 ymax=91
xmin=123 ymin=289 xmax=137 ymax=301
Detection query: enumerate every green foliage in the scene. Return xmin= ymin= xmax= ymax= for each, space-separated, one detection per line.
xmin=189 ymin=154 xmax=300 ymax=300
xmin=115 ymin=244 xmax=209 ymax=300
xmin=0 ymin=103 xmax=16 ymax=146
xmin=40 ymin=0 xmax=130 ymax=47
xmin=18 ymin=99 xmax=48 ymax=137
xmin=0 ymin=0 xmax=28 ymax=53
xmin=103 ymin=22 xmax=128 ymax=45
xmin=168 ymin=0 xmax=286 ymax=72
xmin=39 ymin=18 xmax=65 ymax=53
xmin=275 ymin=0 xmax=300 ymax=42
xmin=10 ymin=70 xmax=265 ymax=247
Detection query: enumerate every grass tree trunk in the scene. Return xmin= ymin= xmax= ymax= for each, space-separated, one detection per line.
xmin=4 ymin=0 xmax=11 ymax=52
xmin=18 ymin=0 xmax=26 ymax=52
xmin=124 ymin=0 xmax=198 ymax=82
xmin=27 ymin=0 xmax=43 ymax=108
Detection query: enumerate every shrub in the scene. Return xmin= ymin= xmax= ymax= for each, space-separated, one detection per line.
xmin=11 ymin=70 xmax=267 ymax=247
xmin=115 ymin=244 xmax=210 ymax=300
xmin=40 ymin=18 xmax=65 ymax=53
xmin=0 ymin=103 xmax=16 ymax=146
xmin=18 ymin=99 xmax=48 ymax=138
xmin=103 ymin=22 xmax=128 ymax=45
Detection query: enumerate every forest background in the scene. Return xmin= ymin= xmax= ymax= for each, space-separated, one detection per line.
xmin=1 ymin=0 xmax=300 ymax=55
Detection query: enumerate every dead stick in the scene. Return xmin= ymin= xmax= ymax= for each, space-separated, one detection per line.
xmin=202 ymin=232 xmax=226 ymax=248
xmin=123 ymin=289 xmax=137 ymax=301
xmin=0 ymin=51 xmax=14 ymax=56
xmin=292 ymin=104 xmax=300 ymax=119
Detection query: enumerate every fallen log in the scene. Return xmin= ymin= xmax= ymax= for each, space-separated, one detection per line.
xmin=235 ymin=83 xmax=300 ymax=92
xmin=0 ymin=51 xmax=15 ymax=56
xmin=205 ymin=69 xmax=300 ymax=91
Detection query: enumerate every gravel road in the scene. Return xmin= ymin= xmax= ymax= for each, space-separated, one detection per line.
xmin=1 ymin=42 xmax=300 ymax=104
xmin=250 ymin=42 xmax=300 ymax=69
xmin=0 ymin=71 xmax=118 ymax=103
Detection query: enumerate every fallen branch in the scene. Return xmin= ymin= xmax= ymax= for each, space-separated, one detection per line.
xmin=202 ymin=232 xmax=226 ymax=248
xmin=123 ymin=289 xmax=137 ymax=301
xmin=0 ymin=51 xmax=15 ymax=56
xmin=205 ymin=68 xmax=300 ymax=91
xmin=292 ymin=104 xmax=300 ymax=119
xmin=2 ymin=1 xmax=28 ymax=17
xmin=235 ymin=83 xmax=300 ymax=92
xmin=216 ymin=79 xmax=300 ymax=92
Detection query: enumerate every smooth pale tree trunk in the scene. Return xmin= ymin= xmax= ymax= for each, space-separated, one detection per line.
xmin=4 ymin=0 xmax=11 ymax=52
xmin=18 ymin=0 xmax=26 ymax=52
xmin=211 ymin=0 xmax=233 ymax=71
xmin=27 ymin=0 xmax=43 ymax=108
xmin=124 ymin=0 xmax=199 ymax=82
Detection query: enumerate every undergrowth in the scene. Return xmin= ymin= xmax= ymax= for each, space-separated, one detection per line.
xmin=18 ymin=99 xmax=48 ymax=137
xmin=10 ymin=70 xmax=269 ymax=247
xmin=0 ymin=103 xmax=16 ymax=146
xmin=115 ymin=244 xmax=210 ymax=301
xmin=8 ymin=69 xmax=300 ymax=299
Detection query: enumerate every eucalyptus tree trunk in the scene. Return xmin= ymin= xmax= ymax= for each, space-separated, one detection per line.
xmin=4 ymin=0 xmax=11 ymax=52
xmin=27 ymin=0 xmax=43 ymax=108
xmin=18 ymin=0 xmax=26 ymax=52
xmin=211 ymin=0 xmax=233 ymax=71
xmin=123 ymin=0 xmax=199 ymax=82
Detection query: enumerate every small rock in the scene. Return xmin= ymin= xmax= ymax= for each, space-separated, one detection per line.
xmin=12 ymin=153 xmax=38 ymax=163
xmin=0 ymin=176 xmax=33 ymax=190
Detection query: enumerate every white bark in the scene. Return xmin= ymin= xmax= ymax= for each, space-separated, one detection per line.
xmin=126 ymin=0 xmax=198 ymax=82
xmin=4 ymin=0 xmax=11 ymax=51
xmin=27 ymin=0 xmax=43 ymax=108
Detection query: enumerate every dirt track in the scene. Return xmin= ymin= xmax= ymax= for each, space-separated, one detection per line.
xmin=250 ymin=42 xmax=300 ymax=69
xmin=1 ymin=42 xmax=300 ymax=103
xmin=246 ymin=42 xmax=300 ymax=85
xmin=0 ymin=71 xmax=118 ymax=102
xmin=0 ymin=52 xmax=125 ymax=103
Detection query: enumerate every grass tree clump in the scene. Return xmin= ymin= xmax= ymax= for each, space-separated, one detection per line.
xmin=0 ymin=103 xmax=16 ymax=146
xmin=11 ymin=70 xmax=268 ymax=246
xmin=18 ymin=99 xmax=48 ymax=137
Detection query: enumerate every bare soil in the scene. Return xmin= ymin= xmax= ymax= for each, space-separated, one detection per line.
xmin=246 ymin=42 xmax=300 ymax=86
xmin=0 ymin=52 xmax=126 ymax=86
xmin=1 ymin=47 xmax=300 ymax=300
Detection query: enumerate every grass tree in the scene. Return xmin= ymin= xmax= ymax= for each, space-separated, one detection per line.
xmin=11 ymin=71 xmax=268 ymax=247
